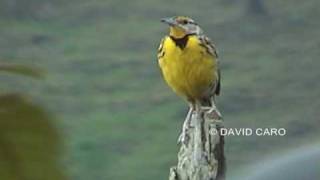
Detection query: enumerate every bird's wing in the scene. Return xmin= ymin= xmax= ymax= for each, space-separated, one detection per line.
xmin=157 ymin=37 xmax=166 ymax=60
xmin=198 ymin=35 xmax=219 ymax=59
xmin=198 ymin=35 xmax=221 ymax=95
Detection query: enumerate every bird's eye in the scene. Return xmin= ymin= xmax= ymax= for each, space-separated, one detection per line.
xmin=182 ymin=20 xmax=189 ymax=25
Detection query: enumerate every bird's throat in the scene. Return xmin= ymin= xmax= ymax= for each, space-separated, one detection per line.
xmin=170 ymin=35 xmax=189 ymax=49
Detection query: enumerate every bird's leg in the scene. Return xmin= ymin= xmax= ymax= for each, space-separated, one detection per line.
xmin=209 ymin=96 xmax=222 ymax=120
xmin=206 ymin=96 xmax=222 ymax=120
xmin=178 ymin=104 xmax=194 ymax=144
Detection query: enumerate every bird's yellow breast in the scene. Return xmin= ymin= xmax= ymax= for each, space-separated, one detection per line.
xmin=158 ymin=35 xmax=218 ymax=102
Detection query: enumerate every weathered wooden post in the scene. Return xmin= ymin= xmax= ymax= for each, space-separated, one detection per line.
xmin=169 ymin=108 xmax=226 ymax=180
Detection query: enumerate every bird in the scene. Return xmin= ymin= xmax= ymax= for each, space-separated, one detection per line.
xmin=157 ymin=16 xmax=221 ymax=143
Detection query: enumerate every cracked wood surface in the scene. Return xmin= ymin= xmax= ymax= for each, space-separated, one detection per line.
xmin=169 ymin=109 xmax=226 ymax=180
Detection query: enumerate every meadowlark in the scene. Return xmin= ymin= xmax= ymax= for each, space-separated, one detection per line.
xmin=158 ymin=16 xmax=221 ymax=143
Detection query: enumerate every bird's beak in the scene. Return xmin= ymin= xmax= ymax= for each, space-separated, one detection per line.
xmin=161 ymin=17 xmax=177 ymax=26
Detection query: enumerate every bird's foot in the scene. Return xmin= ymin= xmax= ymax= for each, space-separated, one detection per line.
xmin=202 ymin=106 xmax=223 ymax=120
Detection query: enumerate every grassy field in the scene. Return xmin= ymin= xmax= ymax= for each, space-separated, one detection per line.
xmin=0 ymin=0 xmax=319 ymax=179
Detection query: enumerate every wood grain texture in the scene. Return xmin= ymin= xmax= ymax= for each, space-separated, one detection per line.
xmin=169 ymin=109 xmax=225 ymax=180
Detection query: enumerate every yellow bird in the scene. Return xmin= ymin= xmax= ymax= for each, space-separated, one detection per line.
xmin=158 ymin=16 xmax=221 ymax=142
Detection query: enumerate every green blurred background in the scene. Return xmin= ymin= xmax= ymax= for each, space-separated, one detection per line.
xmin=0 ymin=0 xmax=319 ymax=179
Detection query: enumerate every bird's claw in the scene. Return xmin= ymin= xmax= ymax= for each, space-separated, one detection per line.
xmin=207 ymin=108 xmax=222 ymax=120
xmin=202 ymin=106 xmax=222 ymax=120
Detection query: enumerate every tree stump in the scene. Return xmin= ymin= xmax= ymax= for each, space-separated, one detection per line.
xmin=169 ymin=109 xmax=226 ymax=180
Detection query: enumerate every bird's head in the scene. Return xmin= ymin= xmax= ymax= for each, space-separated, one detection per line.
xmin=161 ymin=16 xmax=203 ymax=38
